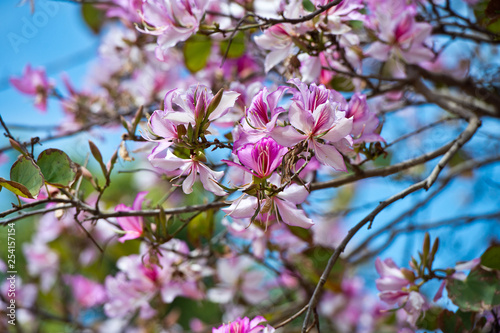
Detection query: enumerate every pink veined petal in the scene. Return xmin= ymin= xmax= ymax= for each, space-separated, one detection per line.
xmin=271 ymin=126 xmax=307 ymax=147
xmin=209 ymin=91 xmax=240 ymax=121
xmin=274 ymin=198 xmax=314 ymax=229
xmin=132 ymin=191 xmax=148 ymax=211
xmin=411 ymin=22 xmax=433 ymax=45
xmin=237 ymin=143 xmax=259 ymax=174
xmin=182 ymin=162 xmax=197 ymax=194
xmin=149 ymin=110 xmax=177 ymax=139
xmin=454 ymin=258 xmax=480 ymax=271
xmin=223 ymin=159 xmax=255 ymax=177
xmin=365 ymin=42 xmax=392 ymax=62
xmin=264 ymin=44 xmax=293 ymax=73
xmin=163 ymin=88 xmax=178 ymax=111
xmin=400 ymin=46 xmax=434 ymax=64
xmin=164 ymin=110 xmax=195 ymax=126
xmin=375 ymin=258 xmax=406 ymax=279
xmin=198 ymin=163 xmax=227 ymax=196
xmin=433 ymin=280 xmax=447 ymax=302
xmin=249 ymin=315 xmax=267 ymax=325
xmin=157 ymin=25 xmax=196 ymax=50
xmin=312 ymin=103 xmax=336 ymax=135
xmin=321 ymin=116 xmax=353 ymax=142
xmin=148 ymin=141 xmax=174 ymax=160
xmin=267 ymin=86 xmax=288 ymax=115
xmin=118 ymin=231 xmax=142 ymax=243
xmin=223 ymin=196 xmax=259 ymax=219
xmin=278 ymin=183 xmax=309 ymax=205
xmin=150 ymin=150 xmax=187 ymax=171
xmin=311 ymin=140 xmax=346 ymax=171
xmin=265 ymin=112 xmax=283 ymax=132
xmin=289 ymin=102 xmax=314 ymax=134
xmin=379 ymin=290 xmax=408 ymax=305
xmin=299 ymin=54 xmax=322 ymax=83
xmin=376 ymin=276 xmax=410 ymax=291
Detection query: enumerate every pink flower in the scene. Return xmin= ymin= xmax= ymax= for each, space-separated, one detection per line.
xmin=375 ymin=258 xmax=411 ymax=300
xmin=162 ymin=85 xmax=240 ymax=129
xmin=254 ymin=24 xmax=296 ymax=72
xmin=10 ymin=64 xmax=54 ymax=112
xmin=23 ymin=241 xmax=59 ymax=292
xmin=375 ymin=258 xmax=427 ymax=328
xmin=207 ymin=256 xmax=268 ymax=304
xmin=150 ymin=150 xmax=226 ymax=196
xmin=212 ymin=316 xmax=275 ymax=333
xmin=223 ymin=180 xmax=314 ymax=229
xmin=137 ymin=0 xmax=210 ymax=59
xmin=105 ymin=239 xmax=209 ymax=318
xmin=365 ymin=13 xmax=434 ymax=64
xmin=235 ymin=86 xmax=288 ymax=149
xmin=346 ymin=93 xmax=384 ymax=144
xmin=272 ymin=79 xmax=353 ymax=171
xmin=224 ymin=137 xmax=288 ymax=179
xmin=115 ymin=191 xmax=148 ymax=242
xmin=64 ymin=275 xmax=107 ymax=308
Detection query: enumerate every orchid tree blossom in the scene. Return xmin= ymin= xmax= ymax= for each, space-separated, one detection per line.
xmin=223 ymin=179 xmax=314 ymax=229
xmin=10 ymin=64 xmax=55 ymax=112
xmin=212 ymin=316 xmax=275 ymax=333
xmin=207 ymin=256 xmax=268 ymax=305
xmin=144 ymin=108 xmax=179 ymax=160
xmin=346 ymin=93 xmax=384 ymax=144
xmin=235 ymin=86 xmax=288 ymax=149
xmin=63 ymin=275 xmax=107 ymax=308
xmin=151 ymin=150 xmax=226 ymax=196
xmin=254 ymin=24 xmax=296 ymax=73
xmin=224 ymin=137 xmax=288 ymax=180
xmin=272 ymin=79 xmax=353 ymax=171
xmin=105 ymin=240 xmax=209 ymax=319
xmin=114 ymin=191 xmax=148 ymax=242
xmin=136 ymin=0 xmax=210 ymax=60
xmin=162 ymin=84 xmax=240 ymax=135
xmin=365 ymin=12 xmax=434 ymax=65
xmin=375 ymin=258 xmax=427 ymax=327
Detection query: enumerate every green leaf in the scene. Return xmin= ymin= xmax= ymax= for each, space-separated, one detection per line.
xmin=183 ymin=35 xmax=212 ymax=73
xmin=481 ymin=244 xmax=500 ymax=270
xmin=416 ymin=306 xmax=441 ymax=331
xmin=302 ymin=0 xmax=316 ymax=12
xmin=187 ymin=209 xmax=214 ymax=247
xmin=0 ymin=155 xmax=44 ymax=198
xmin=81 ymin=3 xmax=105 ymax=34
xmin=329 ymin=75 xmax=355 ymax=92
xmin=219 ymin=32 xmax=246 ymax=59
xmin=296 ymin=246 xmax=345 ymax=292
xmin=437 ymin=310 xmax=478 ymax=333
xmin=287 ymin=225 xmax=313 ymax=244
xmin=447 ymin=267 xmax=500 ymax=312
xmin=37 ymin=149 xmax=77 ymax=188
xmin=474 ymin=0 xmax=500 ymax=34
